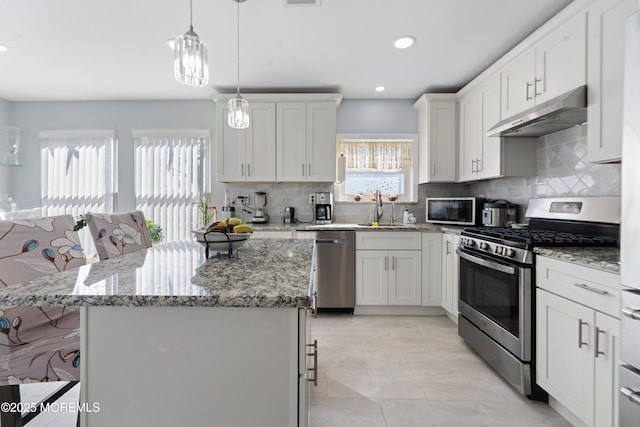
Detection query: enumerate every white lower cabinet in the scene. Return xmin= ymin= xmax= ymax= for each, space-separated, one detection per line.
xmin=441 ymin=233 xmax=460 ymax=318
xmin=356 ymin=249 xmax=422 ymax=306
xmin=421 ymin=232 xmax=443 ymax=306
xmin=536 ymin=256 xmax=621 ymax=427
xmin=355 ymin=232 xmax=422 ymax=306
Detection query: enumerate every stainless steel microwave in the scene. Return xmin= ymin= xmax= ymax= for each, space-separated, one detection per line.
xmin=425 ymin=197 xmax=483 ymax=226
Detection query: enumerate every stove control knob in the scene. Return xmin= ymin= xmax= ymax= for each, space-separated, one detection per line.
xmin=466 ymin=239 xmax=475 ymax=247
xmin=504 ymin=248 xmax=516 ymax=258
xmin=479 ymin=242 xmax=489 ymax=251
xmin=495 ymin=246 xmax=503 ymax=255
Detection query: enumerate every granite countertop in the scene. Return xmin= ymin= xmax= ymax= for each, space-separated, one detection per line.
xmin=251 ymin=222 xmax=444 ymax=232
xmin=0 ymin=239 xmax=314 ymax=308
xmin=534 ymin=246 xmax=620 ymax=274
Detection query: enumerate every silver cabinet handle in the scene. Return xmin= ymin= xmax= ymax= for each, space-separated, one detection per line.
xmin=392 ymin=256 xmax=396 ymax=270
xmin=384 ymin=256 xmax=388 ymax=271
xmin=526 ymin=81 xmax=534 ymax=100
xmin=471 ymin=159 xmax=477 ymax=173
xmin=311 ymin=291 xmax=317 ymax=319
xmin=247 ymin=164 xmax=251 ymax=177
xmin=534 ymin=78 xmax=542 ymax=96
xmin=578 ymin=319 xmax=588 ymax=348
xmin=302 ymin=163 xmax=305 ymax=176
xmin=307 ymin=339 xmax=318 ymax=386
xmin=241 ymin=163 xmax=244 ymax=176
xmin=623 ymin=307 xmax=640 ymax=320
xmin=621 ymin=387 xmax=640 ymax=406
xmin=446 ymin=240 xmax=452 ymax=255
xmin=476 ymin=158 xmax=482 ymax=172
xmin=574 ymin=283 xmax=608 ymax=295
xmin=431 ymin=163 xmax=436 ymax=177
xmin=308 ymin=163 xmax=311 ymax=176
xmin=595 ymin=327 xmax=605 ymax=358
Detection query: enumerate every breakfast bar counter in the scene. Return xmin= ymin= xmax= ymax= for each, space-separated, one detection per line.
xmin=0 ymin=239 xmax=314 ymax=308
xmin=0 ymin=239 xmax=316 ymax=427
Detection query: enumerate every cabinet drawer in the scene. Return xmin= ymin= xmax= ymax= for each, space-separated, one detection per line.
xmin=356 ymin=231 xmax=421 ymax=250
xmin=536 ymin=255 xmax=621 ymax=318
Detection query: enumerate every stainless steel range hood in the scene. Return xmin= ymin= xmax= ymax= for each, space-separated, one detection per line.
xmin=487 ymin=86 xmax=587 ymax=137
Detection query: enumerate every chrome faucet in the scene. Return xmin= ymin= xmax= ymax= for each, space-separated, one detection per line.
xmin=373 ymin=190 xmax=384 ymax=223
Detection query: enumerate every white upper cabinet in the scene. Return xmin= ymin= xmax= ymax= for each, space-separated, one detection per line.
xmin=458 ymin=73 xmax=537 ymax=182
xmin=216 ymin=103 xmax=277 ymax=182
xmin=276 ymin=102 xmax=337 ymax=182
xmin=215 ymin=94 xmax=340 ymax=183
xmin=586 ymin=0 xmax=639 ymax=163
xmin=413 ymin=94 xmax=458 ymax=183
xmin=501 ymin=12 xmax=587 ymax=119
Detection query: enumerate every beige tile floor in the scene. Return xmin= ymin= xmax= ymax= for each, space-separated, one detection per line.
xmin=310 ymin=314 xmax=572 ymax=427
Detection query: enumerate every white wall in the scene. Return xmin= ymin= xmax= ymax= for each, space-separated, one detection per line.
xmin=336 ymin=99 xmax=418 ymax=134
xmin=9 ymin=100 xmax=215 ymax=211
xmin=0 ymin=98 xmax=12 ymax=195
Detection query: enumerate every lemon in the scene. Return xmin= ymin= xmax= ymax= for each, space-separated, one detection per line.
xmin=233 ymin=224 xmax=254 ymax=234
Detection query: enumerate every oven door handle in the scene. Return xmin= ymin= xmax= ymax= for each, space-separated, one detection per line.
xmin=457 ymin=249 xmax=516 ymax=275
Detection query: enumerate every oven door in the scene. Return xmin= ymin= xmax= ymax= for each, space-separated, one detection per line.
xmin=457 ymin=248 xmax=531 ymax=361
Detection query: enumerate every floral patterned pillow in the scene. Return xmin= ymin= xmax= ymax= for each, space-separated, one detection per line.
xmin=86 ymin=211 xmax=152 ymax=260
xmin=0 ymin=215 xmax=86 ymax=287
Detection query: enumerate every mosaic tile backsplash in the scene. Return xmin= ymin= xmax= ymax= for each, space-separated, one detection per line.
xmin=223 ymin=124 xmax=620 ymax=225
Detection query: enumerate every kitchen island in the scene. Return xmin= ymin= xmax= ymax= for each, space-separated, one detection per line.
xmin=0 ymin=239 xmax=315 ymax=427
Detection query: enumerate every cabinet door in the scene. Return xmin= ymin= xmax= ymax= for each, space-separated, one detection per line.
xmin=355 ymin=250 xmax=388 ymax=305
xmin=501 ymin=50 xmax=536 ymax=119
xmin=246 ymin=103 xmax=276 ymax=181
xmin=276 ymin=103 xmax=307 ymax=181
xmin=587 ymin=0 xmax=639 ymax=163
xmin=441 ymin=234 xmax=454 ymax=313
xmin=451 ymin=235 xmax=460 ymax=316
xmin=421 ymin=233 xmax=442 ymax=306
xmin=535 ymin=13 xmax=587 ymax=104
xmin=306 ymin=102 xmax=337 ymax=182
xmin=388 ymin=250 xmax=422 ymax=305
xmin=536 ymin=289 xmax=594 ymax=427
xmin=478 ymin=73 xmax=502 ymax=179
xmin=216 ymin=106 xmax=247 ymax=182
xmin=458 ymin=90 xmax=480 ymax=182
xmin=594 ymin=311 xmax=620 ymax=427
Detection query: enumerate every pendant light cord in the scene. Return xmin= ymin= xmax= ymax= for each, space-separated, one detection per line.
xmin=189 ymin=0 xmax=194 ymax=31
xmin=236 ymin=0 xmax=241 ymax=96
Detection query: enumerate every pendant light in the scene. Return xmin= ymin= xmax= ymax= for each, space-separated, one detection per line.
xmin=228 ymin=0 xmax=250 ymax=129
xmin=174 ymin=0 xmax=209 ymax=87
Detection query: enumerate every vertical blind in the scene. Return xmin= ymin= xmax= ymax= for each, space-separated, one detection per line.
xmin=133 ymin=130 xmax=209 ymax=243
xmin=40 ymin=130 xmax=117 ymax=256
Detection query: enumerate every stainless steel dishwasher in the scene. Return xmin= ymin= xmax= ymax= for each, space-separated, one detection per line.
xmin=314 ymin=230 xmax=355 ymax=310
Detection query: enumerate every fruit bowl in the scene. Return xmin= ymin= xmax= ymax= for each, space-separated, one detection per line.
xmin=192 ymin=229 xmax=251 ymax=253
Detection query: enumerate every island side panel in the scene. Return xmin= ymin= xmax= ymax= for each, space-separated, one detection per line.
xmin=80 ymin=306 xmax=299 ymax=427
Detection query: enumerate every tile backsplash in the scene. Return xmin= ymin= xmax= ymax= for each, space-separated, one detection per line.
xmin=470 ymin=124 xmax=621 ymax=221
xmin=223 ymin=124 xmax=621 ymax=225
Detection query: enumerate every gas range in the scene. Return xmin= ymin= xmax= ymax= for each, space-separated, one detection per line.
xmin=460 ymin=226 xmax=618 ymax=265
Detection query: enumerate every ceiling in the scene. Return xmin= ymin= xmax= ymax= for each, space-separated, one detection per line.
xmin=0 ymin=0 xmax=575 ymax=102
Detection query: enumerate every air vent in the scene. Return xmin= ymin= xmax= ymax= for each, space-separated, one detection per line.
xmin=283 ymin=0 xmax=321 ymax=6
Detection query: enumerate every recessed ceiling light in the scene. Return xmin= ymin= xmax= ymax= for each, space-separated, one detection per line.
xmin=375 ymin=86 xmax=385 ymax=92
xmin=394 ymin=36 xmax=415 ymax=49
xmin=0 ymin=44 xmax=8 ymax=52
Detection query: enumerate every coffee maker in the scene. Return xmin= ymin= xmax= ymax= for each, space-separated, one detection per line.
xmin=314 ymin=192 xmax=333 ymax=224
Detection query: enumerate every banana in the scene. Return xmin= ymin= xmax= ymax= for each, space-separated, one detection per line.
xmin=206 ymin=220 xmax=228 ymax=232
xmin=233 ymin=224 xmax=254 ymax=234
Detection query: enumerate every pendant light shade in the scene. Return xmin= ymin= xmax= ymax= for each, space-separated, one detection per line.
xmin=228 ymin=0 xmax=250 ymax=129
xmin=174 ymin=0 xmax=209 ymax=87
xmin=228 ymin=95 xmax=250 ymax=129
